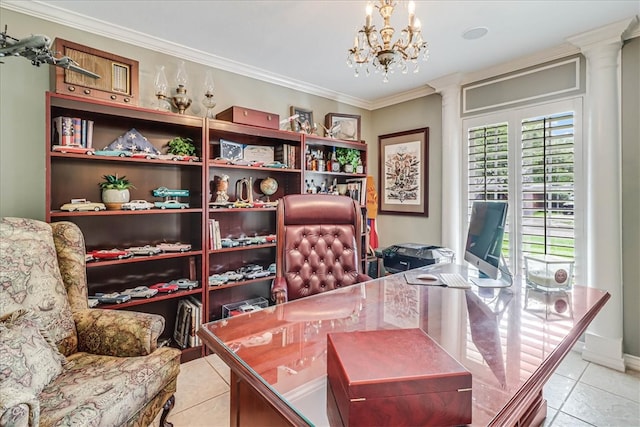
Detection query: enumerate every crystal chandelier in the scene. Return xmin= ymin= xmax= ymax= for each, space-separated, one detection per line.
xmin=347 ymin=1 xmax=429 ymax=82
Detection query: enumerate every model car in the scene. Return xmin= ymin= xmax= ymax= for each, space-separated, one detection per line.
xmin=52 ymin=145 xmax=95 ymax=155
xmin=89 ymin=249 xmax=134 ymax=260
xmin=157 ymin=154 xmax=183 ymax=161
xmin=125 ymin=245 xmax=162 ymax=256
xmin=176 ymin=155 xmax=199 ymax=162
xmin=211 ymin=157 xmax=231 ymax=165
xmin=220 ymin=238 xmax=239 ymax=248
xmin=263 ymin=161 xmax=288 ymax=169
xmin=168 ymin=278 xmax=199 ymax=290
xmin=120 ymin=286 xmax=158 ymax=299
xmin=155 ymin=242 xmax=192 ymax=252
xmin=149 ymin=282 xmax=179 ymax=293
xmin=208 ymin=274 xmax=229 ymax=286
xmin=60 ymin=200 xmax=106 ymax=212
xmin=245 ymin=269 xmax=272 ymax=279
xmin=263 ymin=234 xmax=277 ymax=243
xmin=248 ymin=236 xmax=267 ymax=245
xmin=89 ymin=292 xmax=131 ymax=304
xmin=152 ymin=187 xmax=190 ymax=198
xmin=238 ymin=264 xmax=263 ymax=275
xmin=122 ymin=199 xmax=155 ymax=210
xmin=154 ymin=200 xmax=190 ymax=209
xmin=223 ymin=271 xmax=244 ymax=281
xmin=93 ymin=149 xmax=132 ymax=157
xmin=130 ymin=152 xmax=159 ymax=159
xmin=268 ymin=263 xmax=277 ymax=275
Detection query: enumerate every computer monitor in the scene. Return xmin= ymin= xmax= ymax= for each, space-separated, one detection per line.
xmin=464 ymin=201 xmax=511 ymax=287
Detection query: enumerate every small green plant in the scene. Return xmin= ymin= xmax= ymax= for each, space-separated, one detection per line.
xmin=335 ymin=147 xmax=361 ymax=168
xmin=99 ymin=174 xmax=135 ymax=190
xmin=166 ymin=136 xmax=196 ymax=156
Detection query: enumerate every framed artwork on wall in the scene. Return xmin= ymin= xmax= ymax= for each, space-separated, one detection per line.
xmin=325 ymin=113 xmax=362 ymax=141
xmin=290 ymin=106 xmax=314 ymax=132
xmin=378 ymin=127 xmax=429 ymax=216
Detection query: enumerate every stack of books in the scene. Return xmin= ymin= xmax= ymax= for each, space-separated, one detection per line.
xmin=52 ymin=116 xmax=94 ymax=148
xmin=274 ymin=143 xmax=298 ymax=168
xmin=173 ymin=297 xmax=203 ymax=349
xmin=208 ymin=219 xmax=222 ymax=249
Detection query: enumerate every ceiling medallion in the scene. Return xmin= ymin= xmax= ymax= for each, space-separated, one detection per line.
xmin=347 ymin=1 xmax=429 ymax=82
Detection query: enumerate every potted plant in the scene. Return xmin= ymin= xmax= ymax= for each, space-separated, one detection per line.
xmin=166 ymin=136 xmax=196 ymax=156
xmin=99 ymin=174 xmax=135 ymax=210
xmin=335 ymin=147 xmax=361 ymax=173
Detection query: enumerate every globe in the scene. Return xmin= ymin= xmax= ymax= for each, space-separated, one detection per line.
xmin=260 ymin=177 xmax=278 ymax=199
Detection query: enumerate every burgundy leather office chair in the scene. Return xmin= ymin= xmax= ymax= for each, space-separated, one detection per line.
xmin=271 ymin=194 xmax=371 ymax=304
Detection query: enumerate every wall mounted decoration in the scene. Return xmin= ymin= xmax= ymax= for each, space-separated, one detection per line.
xmin=378 ymin=127 xmax=429 ymax=216
xmin=290 ymin=106 xmax=314 ymax=133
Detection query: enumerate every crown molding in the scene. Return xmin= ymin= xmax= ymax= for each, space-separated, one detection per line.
xmin=1 ymin=0 xmax=374 ymax=109
xmin=568 ymin=16 xmax=639 ymax=50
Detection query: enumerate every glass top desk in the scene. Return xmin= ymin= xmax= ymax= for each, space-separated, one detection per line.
xmin=198 ymin=263 xmax=609 ymax=426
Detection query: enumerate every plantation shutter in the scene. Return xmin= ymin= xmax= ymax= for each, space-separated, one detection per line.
xmin=520 ymin=112 xmax=575 ymax=258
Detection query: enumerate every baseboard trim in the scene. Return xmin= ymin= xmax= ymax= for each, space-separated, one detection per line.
xmin=624 ymin=353 xmax=640 ymax=372
xmin=582 ymin=333 xmax=626 ymax=372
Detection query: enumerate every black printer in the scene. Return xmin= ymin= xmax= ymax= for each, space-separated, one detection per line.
xmin=382 ymin=243 xmax=454 ymax=273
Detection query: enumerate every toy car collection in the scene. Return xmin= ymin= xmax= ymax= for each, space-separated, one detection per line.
xmin=89 ymin=292 xmax=131 ymax=304
xmin=52 ymin=145 xmax=95 ymax=155
xmin=120 ymin=286 xmax=158 ymax=299
xmin=152 ymin=187 xmax=190 ymax=198
xmin=168 ymin=278 xmax=199 ymax=290
xmin=126 ymin=245 xmax=162 ymax=256
xmin=149 ymin=282 xmax=179 ymax=293
xmin=208 ymin=274 xmax=229 ymax=286
xmin=155 ymin=242 xmax=191 ymax=252
xmin=154 ymin=200 xmax=190 ymax=209
xmin=60 ymin=200 xmax=106 ymax=212
xmin=122 ymin=200 xmax=155 ymax=210
xmin=88 ymin=249 xmax=134 ymax=260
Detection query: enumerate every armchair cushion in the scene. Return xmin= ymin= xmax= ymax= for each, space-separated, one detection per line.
xmin=0 ymin=218 xmax=77 ymax=356
xmin=73 ymin=309 xmax=165 ymax=357
xmin=0 ymin=310 xmax=65 ymax=396
xmin=39 ymin=347 xmax=180 ymax=426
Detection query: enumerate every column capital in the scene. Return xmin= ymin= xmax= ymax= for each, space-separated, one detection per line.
xmin=568 ymin=16 xmax=638 ymax=53
xmin=429 ymin=73 xmax=463 ymax=95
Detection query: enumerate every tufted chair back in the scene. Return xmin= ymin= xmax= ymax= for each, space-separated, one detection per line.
xmin=271 ymin=194 xmax=371 ymax=303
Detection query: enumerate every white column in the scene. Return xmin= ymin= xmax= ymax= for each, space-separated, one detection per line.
xmin=568 ymin=18 xmax=636 ymax=371
xmin=431 ymin=74 xmax=463 ymax=260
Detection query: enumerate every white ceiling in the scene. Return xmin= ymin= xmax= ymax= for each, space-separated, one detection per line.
xmin=4 ymin=1 xmax=639 ymax=109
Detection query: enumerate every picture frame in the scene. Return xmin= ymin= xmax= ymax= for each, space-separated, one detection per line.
xmin=378 ymin=127 xmax=429 ymax=216
xmin=290 ymin=106 xmax=314 ymax=132
xmin=325 ymin=113 xmax=361 ymax=141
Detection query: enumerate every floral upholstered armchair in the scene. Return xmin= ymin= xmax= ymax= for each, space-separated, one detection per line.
xmin=0 ymin=217 xmax=181 ymax=426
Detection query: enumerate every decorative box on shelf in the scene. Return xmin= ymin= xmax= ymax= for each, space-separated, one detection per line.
xmin=326 ymin=328 xmax=472 ymax=427
xmin=216 ymin=106 xmax=279 ymax=130
xmin=222 ymin=297 xmax=269 ymax=318
xmin=524 ymin=254 xmax=574 ymax=291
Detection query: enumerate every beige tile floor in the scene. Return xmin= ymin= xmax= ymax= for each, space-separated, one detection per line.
xmin=156 ymin=349 xmax=639 ymax=427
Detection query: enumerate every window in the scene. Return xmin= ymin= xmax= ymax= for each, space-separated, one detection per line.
xmin=463 ymin=99 xmax=583 ymax=275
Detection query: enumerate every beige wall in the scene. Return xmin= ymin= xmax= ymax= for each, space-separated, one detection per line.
xmin=369 ymin=96 xmax=444 ymax=248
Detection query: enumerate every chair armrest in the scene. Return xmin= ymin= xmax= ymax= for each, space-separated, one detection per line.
xmin=73 ymin=309 xmax=165 ymax=357
xmin=356 ymin=273 xmax=373 ymax=282
xmin=271 ymin=277 xmax=288 ymax=304
xmin=0 ymin=386 xmax=39 ymax=427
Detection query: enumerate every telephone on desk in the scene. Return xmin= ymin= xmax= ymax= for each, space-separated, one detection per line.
xmin=382 ymin=243 xmax=454 ymax=274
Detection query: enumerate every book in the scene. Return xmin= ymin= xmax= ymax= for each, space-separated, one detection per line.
xmin=173 ymin=300 xmax=192 ymax=349
xmin=187 ymin=296 xmax=203 ymax=346
xmin=72 ymin=118 xmax=82 ymax=146
xmin=85 ymin=120 xmax=94 ymax=148
xmin=53 ymin=116 xmax=73 ymax=146
xmin=214 ymin=220 xmax=222 ymax=250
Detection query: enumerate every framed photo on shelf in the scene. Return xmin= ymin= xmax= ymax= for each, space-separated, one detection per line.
xmin=325 ymin=113 xmax=361 ymax=141
xmin=378 ymin=127 xmax=429 ymax=216
xmin=290 ymin=106 xmax=314 ymax=132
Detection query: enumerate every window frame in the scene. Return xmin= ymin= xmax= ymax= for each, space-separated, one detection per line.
xmin=462 ymin=98 xmax=585 ymax=281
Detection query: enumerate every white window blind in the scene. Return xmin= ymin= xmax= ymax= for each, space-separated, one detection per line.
xmin=520 ymin=112 xmax=575 ymax=258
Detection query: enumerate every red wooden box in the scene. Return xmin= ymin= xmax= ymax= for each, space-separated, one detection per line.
xmin=216 ymin=106 xmax=279 ymax=129
xmin=326 ymin=328 xmax=472 ymax=427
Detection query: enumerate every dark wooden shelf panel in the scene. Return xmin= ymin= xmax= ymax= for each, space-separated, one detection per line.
xmin=206 ymin=162 xmax=301 ymax=173
xmin=86 ymin=250 xmax=203 ymax=268
xmin=50 ymin=151 xmax=204 ymax=167
xmin=209 ymin=244 xmax=276 ymax=254
xmin=51 ymin=208 xmax=203 ymax=217
xmin=208 ymin=275 xmax=276 ymax=291
xmin=208 ymin=207 xmax=277 ymax=213
xmin=96 ymin=287 xmax=203 ymax=310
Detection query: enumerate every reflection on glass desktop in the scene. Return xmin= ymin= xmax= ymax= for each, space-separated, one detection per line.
xmin=464 ymin=201 xmax=512 ymax=288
